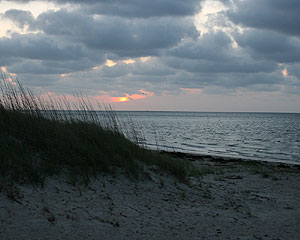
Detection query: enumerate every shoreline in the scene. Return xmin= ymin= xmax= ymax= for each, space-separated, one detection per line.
xmin=1 ymin=153 xmax=300 ymax=239
xmin=145 ymin=142 xmax=300 ymax=167
xmin=162 ymin=150 xmax=300 ymax=169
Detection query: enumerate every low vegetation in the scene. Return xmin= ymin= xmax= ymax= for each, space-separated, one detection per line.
xmin=0 ymin=74 xmax=192 ymax=184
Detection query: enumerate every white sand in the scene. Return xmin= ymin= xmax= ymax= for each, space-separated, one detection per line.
xmin=1 ymin=157 xmax=300 ymax=240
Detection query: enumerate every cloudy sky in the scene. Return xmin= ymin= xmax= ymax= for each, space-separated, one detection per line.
xmin=0 ymin=0 xmax=300 ymax=112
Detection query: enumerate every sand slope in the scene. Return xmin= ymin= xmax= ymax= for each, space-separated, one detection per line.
xmin=1 ymin=157 xmax=300 ymax=240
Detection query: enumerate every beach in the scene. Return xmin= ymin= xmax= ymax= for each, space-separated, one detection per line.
xmin=1 ymin=154 xmax=300 ymax=240
xmin=1 ymin=0 xmax=300 ymax=239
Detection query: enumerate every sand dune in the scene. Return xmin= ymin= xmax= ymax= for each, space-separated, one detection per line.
xmin=1 ymin=156 xmax=300 ymax=240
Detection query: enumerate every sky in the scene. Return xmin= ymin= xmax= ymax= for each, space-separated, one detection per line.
xmin=0 ymin=0 xmax=300 ymax=112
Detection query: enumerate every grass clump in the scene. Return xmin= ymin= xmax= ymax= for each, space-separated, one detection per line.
xmin=0 ymin=75 xmax=191 ymax=184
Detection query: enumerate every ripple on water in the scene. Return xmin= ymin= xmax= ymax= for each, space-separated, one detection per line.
xmin=115 ymin=112 xmax=300 ymax=164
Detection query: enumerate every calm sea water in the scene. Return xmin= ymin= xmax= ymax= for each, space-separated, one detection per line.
xmin=116 ymin=112 xmax=300 ymax=165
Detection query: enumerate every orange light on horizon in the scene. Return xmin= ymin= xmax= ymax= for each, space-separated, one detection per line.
xmin=109 ymin=90 xmax=154 ymax=103
xmin=110 ymin=96 xmax=129 ymax=102
xmin=140 ymin=56 xmax=151 ymax=62
xmin=123 ymin=59 xmax=135 ymax=64
xmin=129 ymin=90 xmax=154 ymax=100
xmin=1 ymin=66 xmax=7 ymax=73
xmin=139 ymin=89 xmax=154 ymax=96
xmin=282 ymin=68 xmax=288 ymax=77
xmin=119 ymin=97 xmax=129 ymax=102
xmin=60 ymin=73 xmax=68 ymax=77
xmin=181 ymin=88 xmax=203 ymax=94
xmin=6 ymin=77 xmax=16 ymax=85
xmin=1 ymin=66 xmax=17 ymax=85
xmin=105 ymin=59 xmax=117 ymax=67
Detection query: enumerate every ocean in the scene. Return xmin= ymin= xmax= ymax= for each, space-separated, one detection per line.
xmin=115 ymin=111 xmax=300 ymax=165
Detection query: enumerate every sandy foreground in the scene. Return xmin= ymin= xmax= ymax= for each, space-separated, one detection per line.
xmin=1 ymin=154 xmax=300 ymax=240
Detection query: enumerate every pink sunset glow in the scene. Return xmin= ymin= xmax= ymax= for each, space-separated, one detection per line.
xmin=180 ymin=88 xmax=203 ymax=94
xmin=110 ymin=90 xmax=154 ymax=103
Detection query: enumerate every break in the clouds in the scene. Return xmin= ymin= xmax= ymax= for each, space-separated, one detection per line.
xmin=0 ymin=0 xmax=300 ymax=111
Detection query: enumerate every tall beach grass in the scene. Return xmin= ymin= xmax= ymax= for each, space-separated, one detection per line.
xmin=0 ymin=74 xmax=192 ymax=184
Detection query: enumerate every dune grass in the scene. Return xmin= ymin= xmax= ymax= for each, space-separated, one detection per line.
xmin=0 ymin=75 xmax=192 ymax=184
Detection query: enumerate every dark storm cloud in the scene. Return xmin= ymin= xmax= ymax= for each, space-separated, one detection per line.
xmin=31 ymin=9 xmax=198 ymax=57
xmin=235 ymin=29 xmax=300 ymax=63
xmin=227 ymin=0 xmax=300 ymax=37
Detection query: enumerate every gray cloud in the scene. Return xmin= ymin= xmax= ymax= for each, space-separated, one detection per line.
xmin=286 ymin=63 xmax=300 ymax=81
xmin=0 ymin=7 xmax=198 ymax=76
xmin=2 ymin=0 xmax=201 ymax=18
xmin=0 ymin=32 xmax=106 ymax=74
xmin=97 ymin=59 xmax=175 ymax=79
xmin=166 ymin=31 xmax=277 ymax=74
xmin=8 ymin=56 xmax=104 ymax=75
xmin=235 ymin=29 xmax=300 ymax=63
xmin=227 ymin=0 xmax=300 ymax=37
xmin=170 ymin=31 xmax=232 ymax=61
xmin=0 ymin=33 xmax=85 ymax=61
xmin=31 ymin=9 xmax=198 ymax=57
xmin=165 ymin=56 xmax=277 ymax=74
xmin=1 ymin=0 xmax=300 ymax=102
xmin=3 ymin=9 xmax=34 ymax=29
xmin=80 ymin=0 xmax=201 ymax=18
xmin=8 ymin=60 xmax=66 ymax=75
